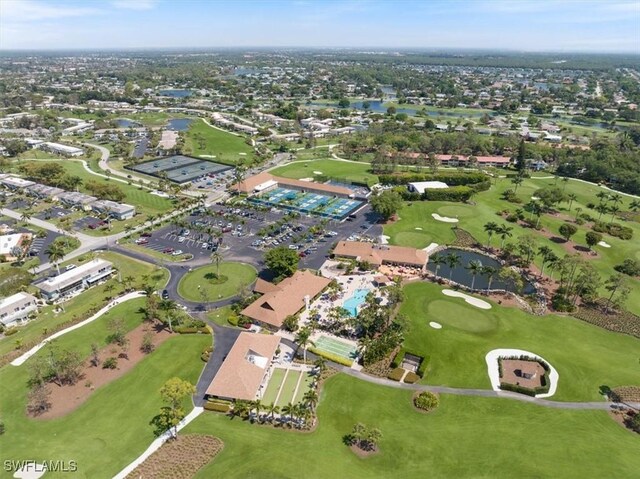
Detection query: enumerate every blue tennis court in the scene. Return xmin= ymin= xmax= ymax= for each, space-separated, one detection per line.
xmin=249 ymin=187 xmax=364 ymax=220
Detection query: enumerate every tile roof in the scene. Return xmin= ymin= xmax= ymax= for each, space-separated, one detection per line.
xmin=333 ymin=241 xmax=428 ymax=267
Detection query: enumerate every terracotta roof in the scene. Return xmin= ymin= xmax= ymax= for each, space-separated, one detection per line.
xmin=241 ymin=270 xmax=330 ymax=328
xmin=233 ymin=172 xmax=353 ymax=196
xmin=206 ymin=332 xmax=281 ymax=401
xmin=253 ymin=278 xmax=282 ymax=294
xmin=333 ymin=241 xmax=428 ymax=267
xmin=388 ymin=152 xmax=510 ymax=164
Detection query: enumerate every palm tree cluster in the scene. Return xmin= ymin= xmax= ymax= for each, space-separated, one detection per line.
xmin=346 ymin=423 xmax=383 ymax=452
xmin=232 ymin=388 xmax=319 ymax=429
xmin=483 ymin=222 xmax=513 ymax=249
xmin=594 ymin=191 xmax=624 ymax=224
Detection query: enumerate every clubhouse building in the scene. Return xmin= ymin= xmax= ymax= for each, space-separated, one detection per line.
xmin=205 ymin=332 xmax=281 ymax=402
xmin=234 ymin=171 xmax=356 ymax=198
xmin=333 ymin=241 xmax=429 ymax=271
xmin=241 ymin=270 xmax=331 ymax=330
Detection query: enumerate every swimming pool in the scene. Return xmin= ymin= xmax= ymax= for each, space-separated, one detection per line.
xmin=343 ymin=288 xmax=370 ymax=317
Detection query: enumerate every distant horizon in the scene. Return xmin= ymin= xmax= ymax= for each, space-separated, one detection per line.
xmin=1 ymin=0 xmax=639 ymax=53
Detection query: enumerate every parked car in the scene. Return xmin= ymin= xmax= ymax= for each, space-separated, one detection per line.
xmin=65 ymin=264 xmax=77 ymax=271
xmin=172 ymin=249 xmax=183 ymax=256
xmin=162 ymin=247 xmax=174 ymax=254
xmin=161 ymin=290 xmax=169 ymax=299
xmin=178 ymin=236 xmax=186 ymax=243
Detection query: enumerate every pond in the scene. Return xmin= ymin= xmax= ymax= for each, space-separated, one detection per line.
xmin=428 ymin=248 xmax=536 ymax=295
xmin=158 ymin=89 xmax=193 ymax=98
xmin=116 ymin=119 xmax=140 ymax=128
xmin=166 ymin=118 xmax=193 ymax=131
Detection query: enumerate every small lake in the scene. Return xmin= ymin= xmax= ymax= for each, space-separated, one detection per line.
xmin=158 ymin=89 xmax=193 ymax=98
xmin=116 ymin=119 xmax=140 ymax=128
xmin=167 ymin=118 xmax=193 ymax=131
xmin=428 ymin=248 xmax=536 ymax=295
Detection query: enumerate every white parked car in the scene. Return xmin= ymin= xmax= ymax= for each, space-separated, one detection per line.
xmin=172 ymin=249 xmax=183 ymax=256
xmin=178 ymin=236 xmax=186 ymax=243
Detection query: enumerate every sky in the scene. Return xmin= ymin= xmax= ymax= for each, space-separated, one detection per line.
xmin=1 ymin=0 xmax=639 ymax=53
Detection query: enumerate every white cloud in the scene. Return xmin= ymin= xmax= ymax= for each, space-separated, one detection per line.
xmin=0 ymin=0 xmax=102 ymax=21
xmin=111 ymin=0 xmax=158 ymax=10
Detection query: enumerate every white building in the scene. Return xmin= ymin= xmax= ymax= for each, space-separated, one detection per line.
xmin=0 ymin=292 xmax=39 ymax=328
xmin=90 ymin=200 xmax=136 ymax=220
xmin=38 ymin=142 xmax=84 ymax=157
xmin=0 ymin=233 xmax=32 ymax=262
xmin=407 ymin=181 xmax=449 ymax=195
xmin=35 ymin=259 xmax=114 ymax=301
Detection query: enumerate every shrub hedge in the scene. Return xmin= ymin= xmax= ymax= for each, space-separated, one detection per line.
xmin=387 ymin=367 xmax=405 ymax=381
xmin=414 ymin=391 xmax=439 ymax=411
xmin=174 ymin=325 xmax=211 ymax=334
xmin=592 ymin=221 xmax=633 ymax=240
xmin=391 ymin=348 xmax=406 ymax=368
xmin=204 ymin=401 xmax=231 ymax=413
xmin=416 ymin=356 xmax=430 ymax=378
xmin=404 ymin=371 xmax=420 ymax=384
xmin=308 ymin=347 xmax=353 ymax=367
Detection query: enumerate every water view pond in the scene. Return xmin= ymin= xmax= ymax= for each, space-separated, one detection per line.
xmin=428 ymin=248 xmax=536 ymax=295
xmin=158 ymin=89 xmax=193 ymax=98
xmin=167 ymin=118 xmax=193 ymax=131
xmin=116 ymin=119 xmax=140 ymax=128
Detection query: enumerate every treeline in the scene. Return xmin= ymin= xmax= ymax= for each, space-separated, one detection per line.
xmin=18 ymin=162 xmax=126 ymax=201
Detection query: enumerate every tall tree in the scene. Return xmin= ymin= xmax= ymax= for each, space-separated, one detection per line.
xmin=158 ymin=377 xmax=195 ymax=438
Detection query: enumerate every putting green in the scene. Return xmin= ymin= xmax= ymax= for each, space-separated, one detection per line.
xmin=394 ymin=231 xmax=433 ymax=249
xmin=428 ymin=300 xmax=496 ymax=333
xmin=437 ymin=205 xmax=474 ymax=218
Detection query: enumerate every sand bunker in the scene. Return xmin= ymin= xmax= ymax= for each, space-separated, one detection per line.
xmin=422 ymin=243 xmax=439 ymax=254
xmin=531 ymin=196 xmax=540 ymax=200
xmin=313 ymin=171 xmax=323 ymax=175
xmin=442 ymin=289 xmax=491 ymax=309
xmin=485 ymin=348 xmax=559 ymax=399
xmin=199 ymin=154 xmax=216 ymax=158
xmin=415 ymin=227 xmax=423 ymax=230
xmin=429 ymin=322 xmax=442 ymax=329
xmin=380 ymin=235 xmax=390 ymax=245
xmin=13 ymin=464 xmax=47 ymax=479
xmin=432 ymin=213 xmax=459 ymax=223
xmin=598 ymin=241 xmax=611 ymax=248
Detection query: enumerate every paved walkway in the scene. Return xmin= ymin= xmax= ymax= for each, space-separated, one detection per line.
xmin=329 ymin=361 xmax=640 ymax=410
xmin=10 ymin=291 xmax=145 ymax=366
xmin=112 ymin=406 xmax=204 ymax=479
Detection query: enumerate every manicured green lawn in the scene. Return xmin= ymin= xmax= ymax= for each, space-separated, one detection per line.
xmin=271 ymin=159 xmax=378 ymax=185
xmin=293 ymin=371 xmax=315 ymax=404
xmin=177 ymin=262 xmax=257 ymax=301
xmin=262 ymin=368 xmax=286 ymax=406
xmin=0 ymin=306 xmax=209 ymax=479
xmin=187 ymin=374 xmax=640 ymax=479
xmin=400 ymin=282 xmax=640 ymax=401
xmin=276 ymin=370 xmax=302 ymax=407
xmin=385 ymin=175 xmax=640 ymax=314
xmin=0 ymin=252 xmax=168 ymax=358
xmin=183 ymin=119 xmax=254 ymax=164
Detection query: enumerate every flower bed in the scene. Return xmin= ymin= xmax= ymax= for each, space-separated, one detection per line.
xmin=573 ymin=301 xmax=640 ymax=339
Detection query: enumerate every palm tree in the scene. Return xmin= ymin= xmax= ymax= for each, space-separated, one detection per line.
xmin=596 ymin=203 xmax=609 ymax=221
xmin=497 ymin=224 xmax=513 ymax=248
xmin=596 ymin=191 xmax=609 ymax=204
xmin=210 ymin=251 xmax=223 ymax=278
xmin=511 ymin=176 xmax=523 ymax=193
xmin=483 ymin=221 xmax=498 ymax=247
xmin=281 ymin=402 xmax=295 ymax=427
xmin=608 ymin=205 xmax=620 ymax=224
xmin=466 ymin=260 xmax=483 ymax=291
xmin=303 ymin=389 xmax=319 ymax=411
xmin=45 ymin=242 xmax=65 ymax=275
xmin=20 ymin=210 xmax=33 ymax=223
xmin=250 ymin=399 xmax=262 ymax=422
xmin=445 ymin=252 xmax=461 ymax=281
xmin=366 ymin=427 xmax=383 ymax=450
xmin=610 ymin=194 xmax=623 ymax=209
xmin=295 ymin=327 xmax=315 ymax=364
xmin=158 ymin=299 xmax=178 ymax=332
xmin=266 ymin=402 xmax=280 ymax=423
xmin=561 ymin=177 xmax=569 ymax=192
xmin=629 ymin=199 xmax=640 ymax=212
xmin=574 ymin=206 xmax=582 ymax=220
xmin=481 ymin=265 xmax=497 ymax=293
xmin=233 ymin=400 xmax=250 ymax=419
xmin=430 ymin=254 xmax=446 ymax=279
xmin=566 ymin=193 xmax=577 ymax=211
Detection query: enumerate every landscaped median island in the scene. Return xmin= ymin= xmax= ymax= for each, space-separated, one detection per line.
xmin=177 ymin=262 xmax=257 ymax=302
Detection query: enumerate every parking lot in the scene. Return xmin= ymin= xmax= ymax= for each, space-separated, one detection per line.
xmin=36 ymin=206 xmax=73 ymax=221
xmin=130 ymin=200 xmax=381 ymax=271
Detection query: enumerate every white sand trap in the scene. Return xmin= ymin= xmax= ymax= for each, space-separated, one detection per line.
xmin=429 ymin=321 xmax=442 ymax=329
xmin=199 ymin=154 xmax=216 ymax=158
xmin=432 ymin=213 xmax=459 ymax=223
xmin=598 ymin=241 xmax=611 ymax=248
xmin=299 ymin=177 xmax=313 ymax=182
xmin=485 ymin=348 xmax=559 ymax=399
xmin=531 ymin=196 xmax=540 ymax=200
xmin=415 ymin=227 xmax=423 ymax=230
xmin=422 ymin=242 xmax=439 ymax=254
xmin=313 ymin=171 xmax=323 ymax=175
xmin=380 ymin=235 xmax=390 ymax=245
xmin=442 ymin=289 xmax=491 ymax=309
xmin=239 ymin=152 xmax=247 ymax=156
xmin=13 ymin=464 xmax=47 ymax=479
